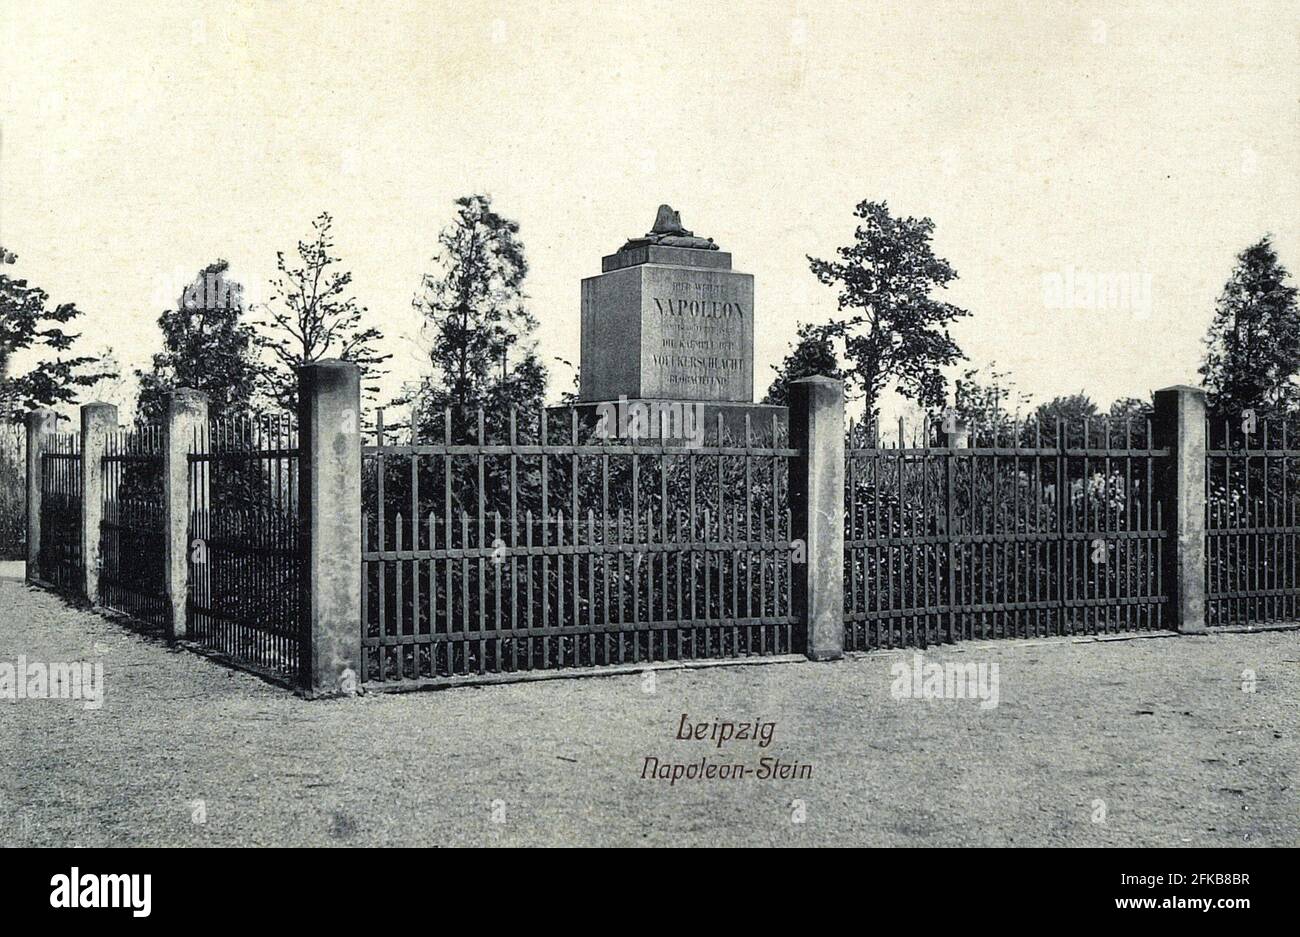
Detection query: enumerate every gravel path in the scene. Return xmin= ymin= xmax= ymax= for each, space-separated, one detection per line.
xmin=1 ymin=567 xmax=1296 ymax=847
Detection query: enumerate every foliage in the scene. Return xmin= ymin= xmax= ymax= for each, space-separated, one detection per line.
xmin=762 ymin=322 xmax=844 ymax=406
xmin=1030 ymin=393 xmax=1097 ymax=432
xmin=947 ymin=363 xmax=1031 ymax=445
xmin=135 ymin=260 xmax=262 ymax=422
xmin=1108 ymin=395 xmax=1154 ymax=420
xmin=257 ymin=212 xmax=390 ymax=412
xmin=0 ymin=426 xmax=24 ymax=559
xmin=1199 ymin=236 xmax=1300 ymax=420
xmin=0 ymin=246 xmax=113 ymax=421
xmin=553 ymin=357 xmax=580 ymax=406
xmin=403 ymin=195 xmax=547 ymax=443
xmin=807 ymin=200 xmax=969 ymax=414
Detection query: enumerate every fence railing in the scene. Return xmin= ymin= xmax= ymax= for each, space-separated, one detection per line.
xmin=188 ymin=414 xmax=303 ymax=685
xmin=99 ymin=423 xmax=167 ymax=628
xmin=1206 ymin=415 xmax=1300 ymax=627
xmin=38 ymin=431 xmax=81 ymax=590
xmin=361 ymin=406 xmax=798 ymax=688
xmin=845 ymin=416 xmax=1170 ymax=650
xmin=23 ymin=372 xmax=1290 ymax=698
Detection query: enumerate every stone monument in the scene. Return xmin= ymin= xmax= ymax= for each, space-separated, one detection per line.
xmin=577 ymin=205 xmax=785 ymax=442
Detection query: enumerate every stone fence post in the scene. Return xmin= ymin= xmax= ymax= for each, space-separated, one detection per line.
xmin=80 ymin=403 xmax=118 ymax=603
xmin=1153 ymin=385 xmax=1207 ymax=633
xmin=789 ymin=376 xmax=845 ymax=660
xmin=25 ymin=409 xmax=57 ymax=582
xmin=162 ymin=389 xmax=208 ymax=639
xmin=297 ymin=360 xmax=362 ymax=695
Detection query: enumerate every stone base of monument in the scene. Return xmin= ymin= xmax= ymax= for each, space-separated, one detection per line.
xmin=579 ymin=216 xmax=755 ymax=406
xmin=560 ymin=400 xmax=788 ymax=447
xmin=574 ymin=207 xmax=785 ymax=446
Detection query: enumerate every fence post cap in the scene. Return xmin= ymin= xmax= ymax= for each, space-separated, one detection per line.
xmin=163 ymin=387 xmax=209 ymax=402
xmin=790 ymin=374 xmax=842 ymax=386
xmin=1153 ymin=384 xmax=1206 ymax=397
xmin=296 ymin=358 xmax=359 ymax=375
xmin=163 ymin=388 xmax=209 ymax=421
xmin=24 ymin=408 xmax=57 ymax=429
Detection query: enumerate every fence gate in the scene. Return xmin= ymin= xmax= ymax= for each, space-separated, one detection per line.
xmin=361 ymin=406 xmax=800 ymax=689
xmin=845 ymin=416 xmax=1171 ymax=650
xmin=186 ymin=416 xmax=305 ymax=686
xmin=98 ymin=425 xmax=168 ymax=628
xmin=38 ymin=432 xmax=82 ymax=590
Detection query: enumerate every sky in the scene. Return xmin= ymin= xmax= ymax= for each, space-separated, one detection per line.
xmin=2 ymin=0 xmax=1297 ymax=423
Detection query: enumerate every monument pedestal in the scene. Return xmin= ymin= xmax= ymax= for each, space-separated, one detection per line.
xmin=577 ymin=206 xmax=781 ymax=445
xmin=580 ymin=241 xmax=754 ymax=404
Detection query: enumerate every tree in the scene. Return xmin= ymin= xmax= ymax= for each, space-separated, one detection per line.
xmin=371 ymin=196 xmax=548 ymax=529
xmin=406 ymin=194 xmax=547 ymax=437
xmin=949 ymin=363 xmax=1030 ymax=445
xmin=135 ymin=260 xmax=262 ymax=422
xmin=257 ymin=212 xmax=390 ymax=412
xmin=553 ymin=356 xmax=580 ymax=406
xmin=82 ymin=346 xmax=136 ymax=417
xmin=762 ymin=322 xmax=844 ymax=406
xmin=0 ymin=246 xmax=113 ymax=421
xmin=1199 ymin=236 xmax=1300 ymax=420
xmin=1030 ymin=393 xmax=1098 ymax=428
xmin=807 ymin=200 xmax=969 ymax=415
xmin=1024 ymin=392 xmax=1097 ymax=439
xmin=1108 ymin=396 xmax=1154 ymax=423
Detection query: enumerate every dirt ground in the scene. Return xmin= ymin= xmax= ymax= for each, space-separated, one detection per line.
xmin=1 ymin=563 xmax=1296 ymax=847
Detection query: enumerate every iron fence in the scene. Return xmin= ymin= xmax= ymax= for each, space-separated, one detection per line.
xmin=1205 ymin=415 xmax=1300 ymax=627
xmin=845 ymin=416 xmax=1170 ymax=650
xmin=34 ymin=381 xmax=1300 ymax=699
xmin=38 ymin=432 xmax=81 ymax=590
xmin=361 ymin=406 xmax=799 ymax=688
xmin=187 ymin=415 xmax=304 ymax=685
xmin=99 ymin=424 xmax=167 ymax=628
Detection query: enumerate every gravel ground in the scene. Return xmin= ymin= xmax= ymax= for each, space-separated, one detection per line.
xmin=1 ymin=565 xmax=1297 ymax=847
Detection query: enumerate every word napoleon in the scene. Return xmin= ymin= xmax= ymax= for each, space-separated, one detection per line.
xmin=50 ymin=868 xmax=151 ymax=918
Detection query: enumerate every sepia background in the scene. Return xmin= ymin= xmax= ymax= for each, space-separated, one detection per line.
xmin=3 ymin=0 xmax=1300 ymax=854
xmin=2 ymin=0 xmax=1297 ymax=419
